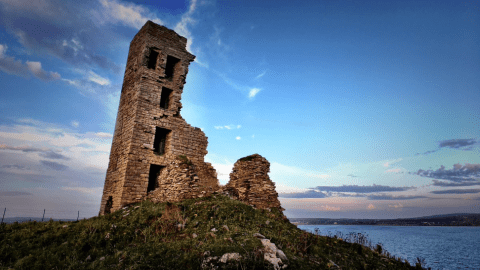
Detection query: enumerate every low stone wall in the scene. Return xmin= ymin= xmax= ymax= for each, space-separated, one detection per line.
xmin=223 ymin=154 xmax=283 ymax=210
xmin=147 ymin=156 xmax=219 ymax=203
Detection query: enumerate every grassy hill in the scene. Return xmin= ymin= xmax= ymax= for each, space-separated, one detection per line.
xmin=0 ymin=194 xmax=426 ymax=269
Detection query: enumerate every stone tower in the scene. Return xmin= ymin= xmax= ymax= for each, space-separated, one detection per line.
xmin=99 ymin=21 xmax=217 ymax=215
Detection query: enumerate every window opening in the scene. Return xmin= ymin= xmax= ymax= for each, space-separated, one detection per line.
xmin=165 ymin=55 xmax=180 ymax=78
xmin=148 ymin=164 xmax=164 ymax=192
xmin=147 ymin=50 xmax=159 ymax=69
xmin=160 ymin=87 xmax=173 ymax=109
xmin=153 ymin=127 xmax=170 ymax=155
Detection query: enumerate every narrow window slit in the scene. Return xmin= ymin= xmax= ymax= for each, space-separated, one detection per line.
xmin=147 ymin=50 xmax=159 ymax=69
xmin=160 ymin=87 xmax=173 ymax=109
xmin=165 ymin=55 xmax=180 ymax=78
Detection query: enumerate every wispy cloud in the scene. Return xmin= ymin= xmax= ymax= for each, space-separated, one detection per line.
xmin=367 ymin=194 xmax=428 ymax=200
xmin=0 ymin=1 xmax=122 ymax=74
xmin=430 ymin=189 xmax=480 ymax=194
xmin=214 ymin=124 xmax=241 ymax=130
xmin=439 ymin=138 xmax=477 ymax=149
xmin=416 ymin=138 xmax=477 ymax=155
xmin=255 ymin=71 xmax=266 ymax=79
xmin=249 ymin=88 xmax=261 ymax=99
xmin=40 ymin=160 xmax=69 ymax=171
xmin=87 ymin=71 xmax=110 ymax=86
xmin=314 ymin=184 xmax=413 ymax=193
xmin=174 ymin=0 xmax=198 ymax=52
xmin=236 ymin=136 xmax=241 ymax=140
xmin=99 ymin=0 xmax=163 ymax=29
xmin=412 ymin=163 xmax=480 ymax=185
xmin=0 ymin=44 xmax=61 ymax=81
xmin=279 ymin=190 xmax=328 ymax=198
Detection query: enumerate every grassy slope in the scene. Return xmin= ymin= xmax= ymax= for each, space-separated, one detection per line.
xmin=0 ymin=195 xmax=425 ymax=269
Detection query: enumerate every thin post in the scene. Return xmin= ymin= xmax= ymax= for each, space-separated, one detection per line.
xmin=42 ymin=209 xmax=45 ymax=222
xmin=1 ymin=208 xmax=5 ymax=224
xmin=77 ymin=211 xmax=79 ymax=221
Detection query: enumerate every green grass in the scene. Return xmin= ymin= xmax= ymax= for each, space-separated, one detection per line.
xmin=0 ymin=194 xmax=427 ymax=269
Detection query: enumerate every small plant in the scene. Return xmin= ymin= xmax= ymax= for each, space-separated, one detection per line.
xmin=177 ymin=155 xmax=192 ymax=166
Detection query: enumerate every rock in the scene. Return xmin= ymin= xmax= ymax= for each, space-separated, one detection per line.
xmin=85 ymin=255 xmax=91 ymax=262
xmin=99 ymin=257 xmax=105 ymax=261
xmin=219 ymin=253 xmax=241 ymax=263
xmin=253 ymin=233 xmax=266 ymax=239
xmin=260 ymin=238 xmax=288 ymax=270
xmin=211 ymin=228 xmax=217 ymax=232
xmin=266 ymin=220 xmax=270 ymax=225
xmin=277 ymin=249 xmax=287 ymax=261
xmin=62 ymin=225 xmax=68 ymax=228
xmin=222 ymin=225 xmax=229 ymax=231
xmin=192 ymin=233 xmax=198 ymax=238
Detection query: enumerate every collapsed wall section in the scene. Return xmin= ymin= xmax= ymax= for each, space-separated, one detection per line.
xmin=224 ymin=154 xmax=283 ymax=210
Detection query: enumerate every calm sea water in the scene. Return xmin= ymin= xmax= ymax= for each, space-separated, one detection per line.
xmin=298 ymin=225 xmax=480 ymax=270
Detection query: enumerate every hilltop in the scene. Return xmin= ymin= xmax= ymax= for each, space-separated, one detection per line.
xmin=0 ymin=194 xmax=426 ymax=269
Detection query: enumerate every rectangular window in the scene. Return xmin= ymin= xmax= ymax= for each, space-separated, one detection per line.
xmin=147 ymin=50 xmax=159 ymax=69
xmin=148 ymin=164 xmax=164 ymax=192
xmin=165 ymin=55 xmax=180 ymax=78
xmin=160 ymin=87 xmax=172 ymax=109
xmin=153 ymin=127 xmax=170 ymax=155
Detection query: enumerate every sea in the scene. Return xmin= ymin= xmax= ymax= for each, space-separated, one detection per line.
xmin=298 ymin=225 xmax=480 ymax=270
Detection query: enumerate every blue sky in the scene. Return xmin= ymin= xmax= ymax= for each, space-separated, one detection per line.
xmin=0 ymin=0 xmax=479 ymax=219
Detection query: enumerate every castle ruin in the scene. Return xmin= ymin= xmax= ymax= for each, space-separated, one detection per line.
xmin=99 ymin=21 xmax=218 ymax=215
xmin=100 ymin=21 xmax=282 ymax=215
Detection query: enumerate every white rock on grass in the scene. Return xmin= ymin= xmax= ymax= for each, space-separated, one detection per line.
xmin=260 ymin=239 xmax=288 ymax=270
xmin=219 ymin=253 xmax=241 ymax=263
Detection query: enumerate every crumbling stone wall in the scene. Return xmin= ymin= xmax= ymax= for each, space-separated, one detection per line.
xmin=223 ymin=154 xmax=283 ymax=210
xmin=99 ymin=21 xmax=218 ymax=215
xmin=147 ymin=156 xmax=219 ymax=203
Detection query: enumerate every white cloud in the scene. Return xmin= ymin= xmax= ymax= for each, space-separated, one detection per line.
xmin=255 ymin=71 xmax=266 ymax=79
xmin=0 ymin=45 xmax=61 ymax=81
xmin=236 ymin=136 xmax=241 ymax=140
xmin=214 ymin=124 xmax=241 ymax=130
xmin=385 ymin=168 xmax=402 ymax=173
xmin=248 ymin=88 xmax=261 ymax=99
xmin=88 ymin=71 xmax=111 ymax=86
xmin=95 ymin=132 xmax=113 ymax=138
xmin=71 ymin=121 xmax=79 ymax=128
xmin=174 ymin=0 xmax=198 ymax=52
xmin=99 ymin=0 xmax=164 ymax=29
xmin=0 ymin=44 xmax=6 ymax=57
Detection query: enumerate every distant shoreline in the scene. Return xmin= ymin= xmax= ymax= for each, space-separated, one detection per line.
xmin=290 ymin=213 xmax=480 ymax=227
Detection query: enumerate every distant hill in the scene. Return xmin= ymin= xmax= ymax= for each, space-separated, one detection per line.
xmin=290 ymin=213 xmax=480 ymax=226
xmin=0 ymin=194 xmax=426 ymax=269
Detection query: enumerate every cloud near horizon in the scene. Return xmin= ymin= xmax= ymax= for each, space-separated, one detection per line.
xmin=413 ymin=163 xmax=480 ymax=186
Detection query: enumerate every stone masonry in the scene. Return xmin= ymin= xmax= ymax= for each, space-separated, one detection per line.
xmin=99 ymin=21 xmax=218 ymax=215
xmin=147 ymin=156 xmax=219 ymax=203
xmin=223 ymin=154 xmax=283 ymax=210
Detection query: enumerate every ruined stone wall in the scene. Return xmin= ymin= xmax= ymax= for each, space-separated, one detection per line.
xmin=223 ymin=154 xmax=283 ymax=210
xmin=147 ymin=156 xmax=219 ymax=203
xmin=99 ymin=21 xmax=217 ymax=215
